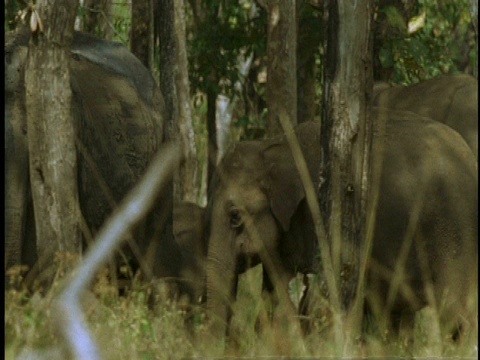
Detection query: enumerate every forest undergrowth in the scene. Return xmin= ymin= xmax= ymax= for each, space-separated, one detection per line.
xmin=5 ymin=260 xmax=478 ymax=359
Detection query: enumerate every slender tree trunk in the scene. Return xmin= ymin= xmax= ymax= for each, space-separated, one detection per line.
xmin=158 ymin=0 xmax=176 ymax=142
xmin=159 ymin=0 xmax=201 ymax=204
xmin=25 ymin=0 xmax=81 ymax=286
xmin=470 ymin=0 xmax=478 ymax=78
xmin=131 ymin=0 xmax=153 ymax=69
xmin=266 ymin=0 xmax=297 ymax=135
xmin=319 ymin=0 xmax=374 ymax=350
xmin=296 ymin=1 xmax=322 ymax=124
xmin=206 ymin=86 xmax=218 ymax=182
xmin=173 ymin=1 xmax=200 ymax=203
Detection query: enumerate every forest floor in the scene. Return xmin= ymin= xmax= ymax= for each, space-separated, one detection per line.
xmin=5 ymin=264 xmax=478 ymax=359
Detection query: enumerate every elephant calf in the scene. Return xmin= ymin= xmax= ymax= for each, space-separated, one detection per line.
xmin=205 ymin=110 xmax=478 ymax=339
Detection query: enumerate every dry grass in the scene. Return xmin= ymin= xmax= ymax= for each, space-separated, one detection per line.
xmin=5 ymin=262 xmax=478 ymax=359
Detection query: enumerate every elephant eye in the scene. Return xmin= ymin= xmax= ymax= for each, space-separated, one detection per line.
xmin=229 ymin=208 xmax=243 ymax=228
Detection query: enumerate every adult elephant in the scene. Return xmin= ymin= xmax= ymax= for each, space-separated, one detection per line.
xmin=5 ymin=28 xmax=185 ymax=289
xmin=205 ymin=110 xmax=478 ymax=338
xmin=373 ymin=74 xmax=478 ymax=158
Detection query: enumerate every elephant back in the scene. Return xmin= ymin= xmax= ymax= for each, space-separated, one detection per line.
xmin=5 ymin=28 xmax=168 ymax=265
xmin=68 ymin=33 xmax=165 ymax=233
xmin=373 ymin=74 xmax=478 ymax=157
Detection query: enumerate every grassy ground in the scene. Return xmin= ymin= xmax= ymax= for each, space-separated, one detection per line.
xmin=5 ymin=264 xmax=478 ymax=359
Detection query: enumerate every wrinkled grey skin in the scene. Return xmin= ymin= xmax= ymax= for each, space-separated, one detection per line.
xmin=205 ymin=111 xmax=478 ymax=337
xmin=5 ymin=29 xmax=189 ymax=289
xmin=373 ymin=74 xmax=478 ymax=158
xmin=172 ymin=201 xmax=207 ymax=302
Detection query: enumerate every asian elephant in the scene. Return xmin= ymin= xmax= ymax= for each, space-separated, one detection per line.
xmin=5 ymin=28 xmax=194 ymax=292
xmin=205 ymin=110 xmax=478 ymax=338
xmin=373 ymin=74 xmax=478 ymax=158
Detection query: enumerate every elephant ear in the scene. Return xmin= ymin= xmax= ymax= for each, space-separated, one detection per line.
xmin=262 ymin=144 xmax=305 ymax=232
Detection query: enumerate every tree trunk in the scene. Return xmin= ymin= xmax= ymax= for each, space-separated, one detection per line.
xmin=296 ymin=1 xmax=322 ymax=124
xmin=131 ymin=0 xmax=153 ymax=69
xmin=319 ymin=0 xmax=374 ymax=349
xmin=159 ymin=0 xmax=201 ymax=204
xmin=158 ymin=0 xmax=176 ymax=142
xmin=206 ymin=86 xmax=218 ymax=183
xmin=24 ymin=0 xmax=81 ymax=286
xmin=173 ymin=1 xmax=200 ymax=203
xmin=5 ymin=87 xmax=29 ymax=274
xmin=266 ymin=0 xmax=297 ymax=135
xmin=470 ymin=0 xmax=478 ymax=78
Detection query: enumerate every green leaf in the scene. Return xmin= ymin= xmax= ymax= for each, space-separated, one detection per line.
xmin=408 ymin=11 xmax=426 ymax=34
xmin=379 ymin=47 xmax=394 ymax=68
xmin=382 ymin=6 xmax=407 ymax=32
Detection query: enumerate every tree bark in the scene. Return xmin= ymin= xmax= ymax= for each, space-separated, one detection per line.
xmin=159 ymin=0 xmax=201 ymax=204
xmin=206 ymin=86 xmax=218 ymax=183
xmin=470 ymin=0 xmax=478 ymax=78
xmin=24 ymin=0 xmax=81 ymax=285
xmin=158 ymin=0 xmax=176 ymax=142
xmin=319 ymin=0 xmax=374 ymax=348
xmin=131 ymin=0 xmax=153 ymax=69
xmin=266 ymin=0 xmax=297 ymax=135
xmin=296 ymin=1 xmax=322 ymax=124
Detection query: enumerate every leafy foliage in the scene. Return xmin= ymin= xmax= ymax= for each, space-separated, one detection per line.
xmin=376 ymin=0 xmax=476 ymax=84
xmin=187 ymin=1 xmax=267 ymax=97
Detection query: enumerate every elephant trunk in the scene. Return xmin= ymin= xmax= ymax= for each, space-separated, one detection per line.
xmin=205 ymin=231 xmax=236 ymax=340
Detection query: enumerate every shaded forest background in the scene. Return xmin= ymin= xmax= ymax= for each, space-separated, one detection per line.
xmin=4 ymin=1 xmax=477 ymax=358
xmin=7 ymin=0 xmax=475 ymax=205
xmin=6 ymin=0 xmax=476 ymax=144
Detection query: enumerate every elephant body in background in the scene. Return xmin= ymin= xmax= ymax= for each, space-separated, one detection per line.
xmin=205 ymin=111 xmax=478 ymax=336
xmin=373 ymin=74 xmax=478 ymax=158
xmin=5 ymin=29 xmax=186 ymax=288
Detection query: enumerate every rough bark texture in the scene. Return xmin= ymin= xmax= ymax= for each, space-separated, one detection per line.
xmin=207 ymin=87 xmax=218 ymax=181
xmin=319 ymin=0 xmax=374 ymax=343
xmin=296 ymin=1 xmax=322 ymax=124
xmin=159 ymin=0 xmax=201 ymax=204
xmin=24 ymin=0 xmax=81 ymax=284
xmin=470 ymin=0 xmax=478 ymax=78
xmin=173 ymin=1 xmax=200 ymax=203
xmin=266 ymin=0 xmax=297 ymax=135
xmin=131 ymin=0 xmax=153 ymax=69
xmin=5 ymin=46 xmax=29 ymax=271
xmin=158 ymin=0 xmax=176 ymax=142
